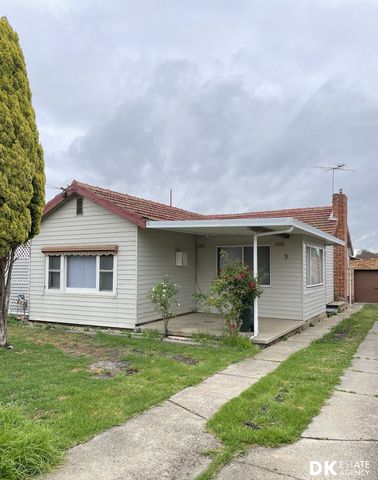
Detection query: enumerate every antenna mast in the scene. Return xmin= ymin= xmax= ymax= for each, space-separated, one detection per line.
xmin=314 ymin=163 xmax=355 ymax=195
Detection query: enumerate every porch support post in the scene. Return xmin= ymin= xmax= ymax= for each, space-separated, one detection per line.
xmin=253 ymin=233 xmax=259 ymax=335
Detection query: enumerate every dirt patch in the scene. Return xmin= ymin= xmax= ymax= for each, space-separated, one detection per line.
xmin=274 ymin=389 xmax=288 ymax=403
xmin=171 ymin=354 xmax=198 ymax=365
xmin=35 ymin=337 xmax=113 ymax=358
xmin=124 ymin=366 xmax=139 ymax=375
xmin=245 ymin=421 xmax=261 ymax=430
xmin=89 ymin=359 xmax=138 ymax=378
xmin=34 ymin=335 xmax=139 ymax=378
xmin=334 ymin=331 xmax=349 ymax=339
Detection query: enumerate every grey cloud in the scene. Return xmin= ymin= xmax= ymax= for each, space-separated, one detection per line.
xmin=3 ymin=0 xmax=378 ymax=250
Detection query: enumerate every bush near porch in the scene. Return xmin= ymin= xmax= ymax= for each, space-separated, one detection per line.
xmin=196 ymin=254 xmax=262 ymax=333
xmin=0 ymin=320 xmax=258 ymax=479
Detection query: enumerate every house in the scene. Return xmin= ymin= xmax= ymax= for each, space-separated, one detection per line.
xmin=28 ymin=180 xmax=353 ymax=342
xmin=351 ymin=258 xmax=378 ymax=303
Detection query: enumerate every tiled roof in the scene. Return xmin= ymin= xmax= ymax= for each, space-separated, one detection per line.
xmin=44 ymin=180 xmax=337 ymax=236
xmin=203 ymin=206 xmax=337 ymax=235
xmin=351 ymin=258 xmax=378 ymax=270
xmin=43 ymin=180 xmax=205 ymax=228
xmin=78 ymin=182 xmax=205 ymax=221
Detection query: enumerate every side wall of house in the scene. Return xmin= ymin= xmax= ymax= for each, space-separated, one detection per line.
xmin=325 ymin=245 xmax=334 ymax=303
xmin=196 ymin=235 xmax=304 ymax=321
xmin=30 ymin=197 xmax=138 ymax=328
xmin=303 ymin=236 xmax=327 ymax=321
xmin=136 ymin=229 xmax=196 ymax=323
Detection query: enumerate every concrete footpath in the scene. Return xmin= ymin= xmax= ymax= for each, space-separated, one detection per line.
xmin=43 ymin=306 xmax=363 ymax=480
xmin=216 ymin=318 xmax=378 ymax=480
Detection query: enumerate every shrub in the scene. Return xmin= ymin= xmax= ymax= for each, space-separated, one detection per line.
xmin=0 ymin=405 xmax=62 ymax=480
xmin=196 ymin=252 xmax=262 ymax=333
xmin=149 ymin=276 xmax=180 ymax=337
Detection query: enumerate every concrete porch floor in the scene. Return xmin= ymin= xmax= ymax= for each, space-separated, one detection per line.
xmin=138 ymin=312 xmax=306 ymax=345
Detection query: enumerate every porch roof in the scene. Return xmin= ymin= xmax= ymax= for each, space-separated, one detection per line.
xmin=146 ymin=217 xmax=344 ymax=245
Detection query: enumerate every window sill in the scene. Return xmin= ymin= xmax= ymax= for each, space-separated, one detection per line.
xmin=306 ymin=283 xmax=324 ymax=289
xmin=44 ymin=289 xmax=117 ymax=298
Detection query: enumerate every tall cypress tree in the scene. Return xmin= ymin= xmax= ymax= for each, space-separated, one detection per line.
xmin=0 ymin=17 xmax=45 ymax=347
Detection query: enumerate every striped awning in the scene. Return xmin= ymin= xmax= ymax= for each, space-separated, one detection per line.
xmin=41 ymin=245 xmax=118 ymax=256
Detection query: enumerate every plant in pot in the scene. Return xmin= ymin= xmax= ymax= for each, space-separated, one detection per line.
xmin=196 ymin=252 xmax=262 ymax=334
xmin=149 ymin=276 xmax=180 ymax=337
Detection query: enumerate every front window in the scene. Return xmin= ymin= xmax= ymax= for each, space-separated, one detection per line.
xmin=66 ymin=256 xmax=96 ymax=289
xmin=46 ymin=254 xmax=115 ymax=292
xmin=217 ymin=246 xmax=271 ymax=286
xmin=306 ymin=246 xmax=324 ymax=286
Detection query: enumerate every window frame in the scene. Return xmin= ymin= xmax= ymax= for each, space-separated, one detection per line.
xmin=76 ymin=197 xmax=83 ymax=215
xmin=46 ymin=255 xmax=63 ymax=290
xmin=216 ymin=245 xmax=271 ymax=287
xmin=99 ymin=255 xmax=115 ymax=292
xmin=306 ymin=244 xmax=324 ymax=288
xmin=45 ymin=254 xmax=117 ymax=295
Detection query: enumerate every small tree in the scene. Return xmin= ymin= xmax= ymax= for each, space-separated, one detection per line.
xmin=197 ymin=254 xmax=262 ymax=333
xmin=0 ymin=18 xmax=45 ymax=348
xmin=149 ymin=276 xmax=180 ymax=337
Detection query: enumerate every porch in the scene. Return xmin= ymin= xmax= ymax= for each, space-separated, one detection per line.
xmin=138 ymin=313 xmax=307 ymax=345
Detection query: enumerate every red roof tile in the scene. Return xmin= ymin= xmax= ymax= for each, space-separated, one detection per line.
xmin=43 ymin=180 xmax=338 ymax=236
xmin=80 ymin=182 xmax=206 ymax=221
xmin=203 ymin=207 xmax=337 ymax=235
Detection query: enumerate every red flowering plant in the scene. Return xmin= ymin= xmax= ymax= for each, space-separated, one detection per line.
xmin=196 ymin=251 xmax=262 ymax=333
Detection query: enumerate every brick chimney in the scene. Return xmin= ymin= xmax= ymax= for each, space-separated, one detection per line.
xmin=333 ymin=189 xmax=349 ymax=301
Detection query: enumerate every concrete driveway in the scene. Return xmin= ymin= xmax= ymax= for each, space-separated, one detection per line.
xmin=216 ymin=321 xmax=378 ymax=480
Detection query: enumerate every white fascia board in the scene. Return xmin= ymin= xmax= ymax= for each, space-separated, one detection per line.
xmin=146 ymin=217 xmax=294 ymax=229
xmin=291 ymin=219 xmax=344 ymax=246
xmin=146 ymin=217 xmax=345 ymax=246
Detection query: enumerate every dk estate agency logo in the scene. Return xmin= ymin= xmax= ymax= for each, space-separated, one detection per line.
xmin=309 ymin=460 xmax=371 ymax=477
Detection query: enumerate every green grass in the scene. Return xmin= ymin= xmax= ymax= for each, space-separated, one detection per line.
xmin=0 ymin=406 xmax=62 ymax=480
xmin=0 ymin=321 xmax=259 ymax=479
xmin=197 ymin=305 xmax=378 ymax=480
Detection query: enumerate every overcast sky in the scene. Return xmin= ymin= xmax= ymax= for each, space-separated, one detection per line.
xmin=3 ymin=0 xmax=378 ymax=250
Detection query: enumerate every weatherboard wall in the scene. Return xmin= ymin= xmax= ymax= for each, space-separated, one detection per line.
xmin=136 ymin=229 xmax=196 ymax=323
xmin=29 ymin=197 xmax=138 ymax=328
xmin=302 ymin=236 xmax=327 ymax=321
xmin=325 ymin=245 xmax=334 ymax=303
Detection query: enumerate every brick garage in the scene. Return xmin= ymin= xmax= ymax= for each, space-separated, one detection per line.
xmin=351 ymin=258 xmax=378 ymax=303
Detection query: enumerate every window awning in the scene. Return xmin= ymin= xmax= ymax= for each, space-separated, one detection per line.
xmin=41 ymin=245 xmax=118 ymax=256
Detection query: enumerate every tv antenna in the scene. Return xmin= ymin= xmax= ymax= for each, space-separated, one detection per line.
xmin=46 ymin=184 xmax=66 ymax=191
xmin=314 ymin=163 xmax=356 ymax=195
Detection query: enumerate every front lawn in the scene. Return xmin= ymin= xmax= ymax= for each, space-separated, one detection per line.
xmin=197 ymin=305 xmax=378 ymax=480
xmin=0 ymin=321 xmax=258 ymax=479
